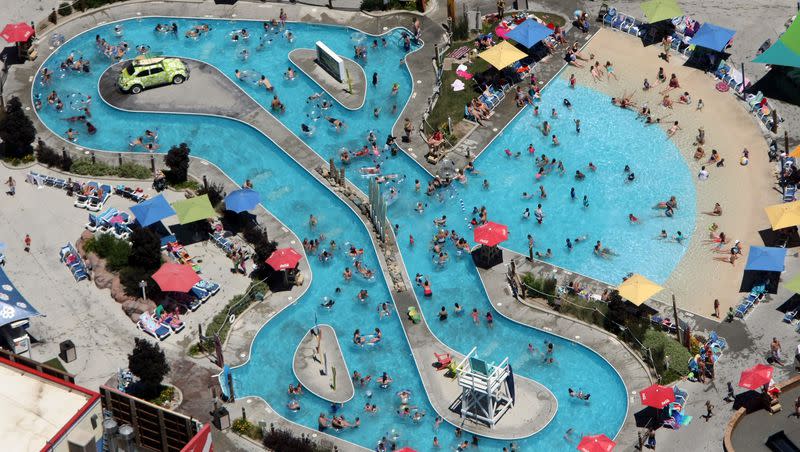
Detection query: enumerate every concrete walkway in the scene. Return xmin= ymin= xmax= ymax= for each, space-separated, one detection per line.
xmin=476 ymin=248 xmax=655 ymax=447
xmin=289 ymin=48 xmax=366 ymax=111
xmin=292 ymin=324 xmax=354 ymax=404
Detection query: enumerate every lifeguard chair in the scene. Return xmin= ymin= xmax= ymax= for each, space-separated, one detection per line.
xmin=455 ymin=347 xmax=515 ymax=427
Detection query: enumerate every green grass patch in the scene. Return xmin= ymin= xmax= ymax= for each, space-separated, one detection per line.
xmin=2 ymin=153 xmax=35 ymax=166
xmin=169 ymin=179 xmax=201 ymax=191
xmin=42 ymin=357 xmax=68 ymax=373
xmin=69 ymin=157 xmax=151 ymax=179
xmin=233 ymin=417 xmax=263 ymax=440
xmin=148 ymin=385 xmax=175 ymax=407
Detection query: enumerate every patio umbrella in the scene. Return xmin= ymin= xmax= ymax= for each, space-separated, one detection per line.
xmin=738 ymin=363 xmax=774 ymax=390
xmin=265 ymin=248 xmax=303 ymax=270
xmin=689 ymin=23 xmax=736 ymax=52
xmin=0 ymin=22 xmax=34 ymax=44
xmin=744 ymin=246 xmax=787 ymax=272
xmin=616 ymin=274 xmax=663 ymax=306
xmin=477 ymin=41 xmax=527 ymax=70
xmin=130 ymin=194 xmax=176 ymax=227
xmin=396 ymin=449 xmax=417 ymax=452
xmin=224 ymin=189 xmax=261 ymax=213
xmin=172 ymin=194 xmax=216 ymax=225
xmin=151 ymin=263 xmax=200 ymax=293
xmin=789 ymin=144 xmax=800 ymax=158
xmin=473 ymin=221 xmax=509 ymax=247
xmin=753 ymin=18 xmax=800 ymax=68
xmin=577 ymin=434 xmax=616 ymax=452
xmin=640 ymin=0 xmax=683 ymax=24
xmin=764 ymin=201 xmax=800 ymax=230
xmin=783 ymin=273 xmax=800 ymax=294
xmin=639 ymin=384 xmax=675 ymax=409
xmin=505 ymin=19 xmax=553 ymax=49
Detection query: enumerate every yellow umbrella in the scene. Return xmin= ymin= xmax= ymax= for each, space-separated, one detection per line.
xmin=617 ymin=274 xmax=663 ymax=306
xmin=765 ymin=201 xmax=800 ymax=230
xmin=477 ymin=41 xmax=528 ymax=70
xmin=789 ymin=145 xmax=800 ymax=158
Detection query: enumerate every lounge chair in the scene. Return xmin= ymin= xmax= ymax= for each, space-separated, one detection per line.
xmin=85 ymin=214 xmax=100 ymax=232
xmin=53 ymin=178 xmax=66 ymax=189
xmin=433 ymin=352 xmax=452 ymax=371
xmin=74 ymin=194 xmax=89 ymax=209
xmin=783 ymin=309 xmax=797 ymax=323
xmin=87 ymin=185 xmax=112 ymax=212
xmin=746 ymin=91 xmax=764 ymax=110
xmin=464 ymin=105 xmax=476 ymax=121
xmin=195 ymin=279 xmax=220 ymax=296
xmin=708 ymin=331 xmax=727 ymax=350
xmin=190 ymin=286 xmax=211 ymax=303
xmin=603 ymin=8 xmax=617 ymax=26
xmin=113 ymin=222 xmax=131 ymax=240
xmin=138 ymin=312 xmax=171 ymax=340
xmin=45 ymin=175 xmax=57 ymax=186
xmin=159 ymin=312 xmax=185 ymax=333
xmin=783 ymin=185 xmax=797 ymax=202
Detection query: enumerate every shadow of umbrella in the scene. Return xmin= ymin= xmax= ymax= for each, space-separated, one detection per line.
xmin=738 ymin=270 xmax=779 ymax=294
xmin=776 ymin=293 xmax=800 ymax=314
xmin=748 ymin=66 xmax=800 ymax=106
xmin=633 ymin=406 xmax=662 ymax=429
xmin=733 ymin=389 xmax=767 ymax=413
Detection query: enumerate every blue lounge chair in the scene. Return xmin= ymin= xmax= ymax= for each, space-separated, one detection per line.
xmin=138 ymin=312 xmax=171 ymax=341
xmin=86 ymin=214 xmax=100 ymax=232
xmin=783 ymin=309 xmax=797 ymax=323
xmin=783 ymin=185 xmax=797 ymax=203
xmin=708 ymin=331 xmax=727 ymax=350
xmin=191 ymin=286 xmax=211 ymax=303
xmin=603 ymin=8 xmax=617 ymax=26
xmin=113 ymin=222 xmax=131 ymax=240
xmin=53 ymin=178 xmax=66 ymax=189
xmin=196 ymin=279 xmax=220 ymax=296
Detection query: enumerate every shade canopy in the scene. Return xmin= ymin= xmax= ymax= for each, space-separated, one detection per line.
xmin=690 ymin=23 xmax=736 ymax=52
xmin=130 ymin=194 xmax=176 ymax=227
xmin=640 ymin=384 xmax=675 ymax=409
xmin=0 ymin=266 xmax=41 ymax=327
xmin=640 ymin=0 xmax=683 ymax=23
xmin=744 ymin=246 xmax=787 ymax=272
xmin=151 ymin=263 xmax=200 ymax=292
xmin=738 ymin=363 xmax=774 ymax=390
xmin=505 ymin=19 xmax=553 ymax=49
xmin=473 ymin=221 xmax=509 ymax=247
xmin=172 ymin=194 xmax=216 ymax=225
xmin=0 ymin=22 xmax=34 ymax=44
xmin=764 ymin=201 xmax=800 ymax=230
xmin=577 ymin=434 xmax=617 ymax=452
xmin=616 ymin=274 xmax=663 ymax=306
xmin=477 ymin=41 xmax=528 ymax=70
xmin=754 ymin=18 xmax=800 ymax=68
xmin=224 ymin=189 xmax=261 ymax=213
xmin=265 ymin=248 xmax=303 ymax=270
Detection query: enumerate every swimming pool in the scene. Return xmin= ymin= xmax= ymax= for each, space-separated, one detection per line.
xmin=29 ymin=16 xmax=698 ymax=450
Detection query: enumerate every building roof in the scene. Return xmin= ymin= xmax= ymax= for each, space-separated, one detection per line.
xmin=0 ymin=357 xmax=100 ymax=452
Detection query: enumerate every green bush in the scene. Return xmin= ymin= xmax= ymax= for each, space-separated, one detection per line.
xmin=116 ymin=162 xmax=152 ymax=179
xmin=149 ymin=385 xmax=175 ymax=407
xmin=119 ymin=266 xmax=162 ymax=299
xmin=170 ymin=179 xmax=200 ymax=191
xmin=452 ymin=17 xmax=470 ymax=41
xmin=84 ymin=234 xmax=131 ymax=271
xmin=198 ymin=180 xmax=226 ymax=209
xmin=195 ymin=282 xmax=268 ymax=352
xmin=232 ymin=417 xmax=262 ymax=440
xmin=263 ymin=426 xmax=328 ymax=452
xmin=58 ymin=2 xmax=72 ymax=16
xmin=70 ymin=157 xmax=116 ymax=176
xmin=643 ymin=329 xmax=691 ymax=383
xmin=521 ymin=273 xmax=556 ymax=302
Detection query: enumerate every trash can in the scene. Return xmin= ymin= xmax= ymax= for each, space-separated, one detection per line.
xmin=59 ymin=340 xmax=76 ymax=363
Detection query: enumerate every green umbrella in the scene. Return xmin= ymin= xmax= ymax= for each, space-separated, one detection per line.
xmin=784 ymin=273 xmax=800 ymax=294
xmin=753 ymin=19 xmax=800 ymax=68
xmin=641 ymin=0 xmax=683 ymax=24
xmin=171 ymin=194 xmax=216 ymax=225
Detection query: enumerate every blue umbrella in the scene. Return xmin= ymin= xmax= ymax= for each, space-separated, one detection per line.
xmin=0 ymin=266 xmax=42 ymax=327
xmin=224 ymin=189 xmax=261 ymax=213
xmin=689 ymin=23 xmax=736 ymax=52
xmin=744 ymin=246 xmax=786 ymax=272
xmin=505 ymin=19 xmax=553 ymax=49
xmin=130 ymin=194 xmax=176 ymax=227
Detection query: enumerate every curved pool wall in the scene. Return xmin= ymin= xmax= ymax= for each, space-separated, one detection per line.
xmin=27 ymin=17 xmax=679 ymax=450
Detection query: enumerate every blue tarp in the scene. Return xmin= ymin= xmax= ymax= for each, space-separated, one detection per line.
xmin=690 ymin=23 xmax=736 ymax=52
xmin=505 ymin=19 xmax=553 ymax=49
xmin=130 ymin=194 xmax=176 ymax=227
xmin=224 ymin=189 xmax=261 ymax=213
xmin=744 ymin=246 xmax=787 ymax=272
xmin=0 ymin=266 xmax=41 ymax=327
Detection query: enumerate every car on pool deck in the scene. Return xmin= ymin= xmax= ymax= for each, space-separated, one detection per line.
xmin=117 ymin=56 xmax=189 ymax=94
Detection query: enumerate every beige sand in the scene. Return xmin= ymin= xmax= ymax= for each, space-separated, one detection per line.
xmin=562 ymin=29 xmax=775 ymax=319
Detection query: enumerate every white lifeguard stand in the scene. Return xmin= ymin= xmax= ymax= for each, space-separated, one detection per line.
xmin=456 ymin=347 xmax=514 ymax=428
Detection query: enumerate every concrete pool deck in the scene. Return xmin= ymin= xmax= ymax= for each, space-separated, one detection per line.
xmin=97 ymin=47 xmax=559 ymax=441
xmin=292 ymin=324 xmax=354 ymax=404
xmin=288 ymin=48 xmax=366 ymax=111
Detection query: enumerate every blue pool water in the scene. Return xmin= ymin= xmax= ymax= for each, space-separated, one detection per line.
xmin=31 ymin=16 xmax=699 ymax=450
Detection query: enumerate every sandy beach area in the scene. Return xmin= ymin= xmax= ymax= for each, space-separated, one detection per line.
xmin=562 ymin=29 xmax=775 ymax=319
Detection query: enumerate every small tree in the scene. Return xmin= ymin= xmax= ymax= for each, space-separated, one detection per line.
xmin=199 ymin=180 xmax=226 ymax=208
xmin=243 ymin=224 xmax=277 ymax=278
xmin=128 ymin=338 xmax=170 ymax=398
xmin=164 ymin=143 xmax=191 ymax=184
xmin=128 ymin=226 xmax=162 ymax=271
xmin=0 ymin=97 xmax=37 ymax=159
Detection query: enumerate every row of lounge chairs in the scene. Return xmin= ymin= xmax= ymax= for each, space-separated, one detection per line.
xmin=465 ymin=84 xmax=511 ymax=121
xmin=210 ymin=231 xmax=239 ymax=255
xmin=27 ymin=171 xmax=70 ymax=189
xmin=74 ymin=182 xmax=112 ymax=212
xmin=113 ymin=185 xmax=150 ymax=203
xmin=662 ymin=386 xmax=692 ymax=429
xmin=85 ymin=207 xmax=133 ymax=239
xmin=166 ymin=241 xmax=201 ymax=273
xmin=137 ymin=280 xmax=221 ymax=340
xmin=602 ymin=9 xmax=645 ymax=37
xmin=734 ymin=283 xmax=767 ymax=318
xmin=59 ymin=242 xmax=89 ymax=282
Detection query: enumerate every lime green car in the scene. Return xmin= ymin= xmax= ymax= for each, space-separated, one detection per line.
xmin=117 ymin=57 xmax=189 ymax=94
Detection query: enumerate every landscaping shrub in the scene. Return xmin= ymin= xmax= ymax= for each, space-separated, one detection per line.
xmin=58 ymin=2 xmax=72 ymax=16
xmin=263 ymin=426 xmax=328 ymax=452
xmin=70 ymin=157 xmax=116 ymax=177
xmin=643 ymin=329 xmax=691 ymax=383
xmin=0 ymin=97 xmax=36 ymax=159
xmin=119 ymin=265 xmax=161 ymax=298
xmin=35 ymin=139 xmax=63 ymax=168
xmin=164 ymin=143 xmax=191 ymax=184
xmin=116 ymin=162 xmax=152 ymax=179
xmin=232 ymin=417 xmax=262 ymax=440
xmin=127 ymin=338 xmax=169 ymax=399
xmin=84 ymin=233 xmax=131 ymax=271
xmin=242 ymin=224 xmax=277 ymax=279
xmin=195 ymin=281 xmax=268 ymax=353
xmin=128 ymin=226 xmax=162 ymax=271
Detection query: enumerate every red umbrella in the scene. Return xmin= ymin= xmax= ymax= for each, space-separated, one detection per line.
xmin=265 ymin=248 xmax=303 ymax=270
xmin=577 ymin=434 xmax=616 ymax=452
xmin=639 ymin=384 xmax=675 ymax=409
xmin=396 ymin=448 xmax=417 ymax=452
xmin=1 ymin=22 xmax=34 ymax=43
xmin=738 ymin=363 xmax=774 ymax=390
xmin=151 ymin=263 xmax=200 ymax=292
xmin=473 ymin=221 xmax=509 ymax=247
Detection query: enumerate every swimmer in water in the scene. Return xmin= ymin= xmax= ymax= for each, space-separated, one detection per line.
xmin=325 ymin=116 xmax=344 ymax=131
